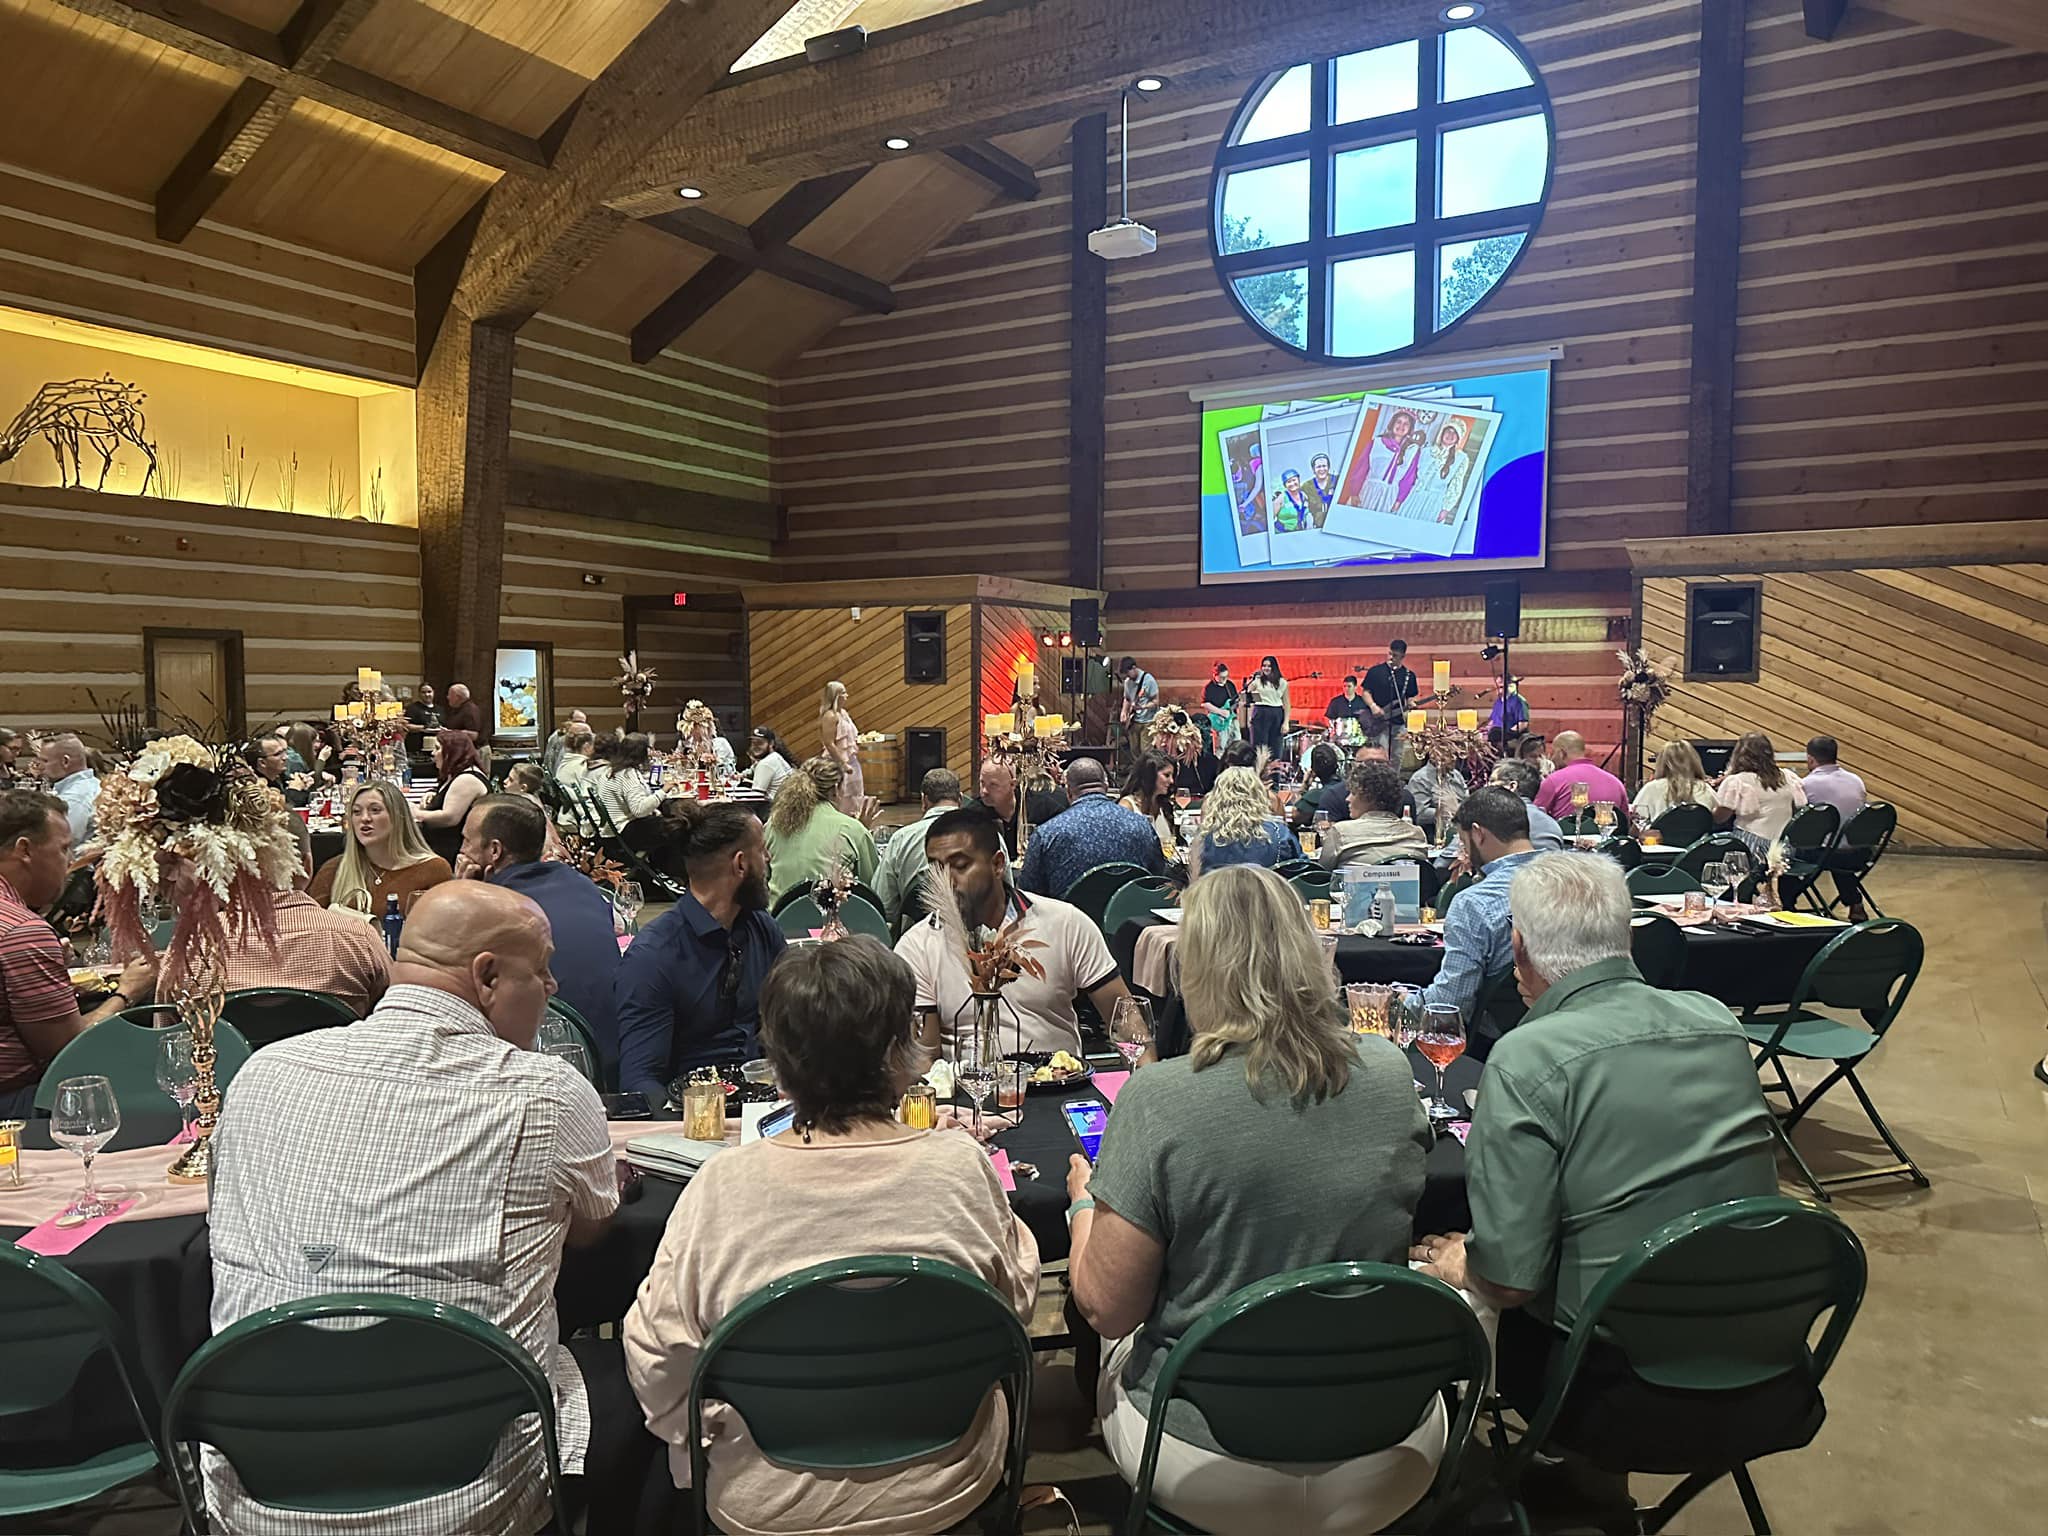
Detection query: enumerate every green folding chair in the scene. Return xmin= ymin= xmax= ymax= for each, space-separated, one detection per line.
xmin=1287 ymin=867 xmax=1335 ymax=902
xmin=34 ymin=1016 xmax=253 ymax=1112
xmin=1271 ymin=858 xmax=1314 ymax=880
xmin=1437 ymin=871 xmax=1476 ymax=913
xmin=1651 ymin=801 xmax=1714 ymax=847
xmin=1102 ymin=878 xmax=1180 ymax=944
xmin=1627 ymin=863 xmax=1701 ymax=900
xmin=1675 ymin=832 xmax=1756 ymax=880
xmin=1819 ymin=802 xmax=1897 ymax=919
xmin=1630 ymin=913 xmax=1689 ymax=990
xmin=688 ymin=1256 xmax=1033 ymax=1536
xmin=220 ymin=987 xmax=357 ymax=1049
xmin=1593 ymin=834 xmax=1642 ymax=870
xmin=1124 ymin=1263 xmax=1491 ymax=1536
xmin=1743 ymin=919 xmax=1926 ymax=1199
xmin=1062 ymin=862 xmax=1154 ymax=931
xmin=163 ymin=1292 xmax=569 ymax=1535
xmin=1470 ymin=964 xmax=1526 ymax=1062
xmin=1490 ymin=1197 xmax=1866 ymax=1536
xmin=0 ymin=1247 xmax=162 ymax=1516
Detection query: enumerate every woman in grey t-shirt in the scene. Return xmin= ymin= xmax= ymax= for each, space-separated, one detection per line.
xmin=1065 ymin=864 xmax=1442 ymax=1533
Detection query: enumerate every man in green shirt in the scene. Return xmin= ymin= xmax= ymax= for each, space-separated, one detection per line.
xmin=1414 ymin=851 xmax=1778 ymax=1434
xmin=872 ymin=768 xmax=961 ymax=929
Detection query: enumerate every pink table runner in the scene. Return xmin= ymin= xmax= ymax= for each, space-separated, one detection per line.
xmin=0 ymin=1142 xmax=213 ymax=1232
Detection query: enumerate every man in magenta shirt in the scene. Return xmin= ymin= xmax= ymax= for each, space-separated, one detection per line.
xmin=1534 ymin=731 xmax=1629 ymax=821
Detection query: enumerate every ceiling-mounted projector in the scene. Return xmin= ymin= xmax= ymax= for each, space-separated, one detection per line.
xmin=1088 ymin=218 xmax=1157 ymax=260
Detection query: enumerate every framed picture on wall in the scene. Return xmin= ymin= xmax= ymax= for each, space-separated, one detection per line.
xmin=494 ymin=644 xmax=551 ymax=749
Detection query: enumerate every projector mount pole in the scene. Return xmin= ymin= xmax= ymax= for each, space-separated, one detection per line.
xmin=1119 ymin=88 xmax=1131 ymax=224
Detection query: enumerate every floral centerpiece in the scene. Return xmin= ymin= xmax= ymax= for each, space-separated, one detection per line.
xmin=95 ymin=736 xmax=299 ymax=1182
xmin=811 ymin=859 xmax=857 ymax=942
xmin=918 ymin=862 xmax=1047 ymax=1110
xmin=677 ymin=698 xmax=721 ymax=772
xmin=1616 ymin=648 xmax=1676 ymax=788
xmin=615 ymin=651 xmax=657 ymax=714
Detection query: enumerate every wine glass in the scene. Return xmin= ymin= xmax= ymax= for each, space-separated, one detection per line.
xmin=1415 ymin=1005 xmax=1467 ymax=1122
xmin=50 ymin=1075 xmax=121 ymax=1219
xmin=1173 ymin=786 xmax=1193 ymax=813
xmin=1702 ymin=860 xmax=1728 ymax=905
xmin=155 ymin=1030 xmax=198 ymax=1141
xmin=614 ymin=880 xmax=645 ymax=934
xmin=954 ymin=1023 xmax=998 ymax=1135
xmin=542 ymin=1040 xmax=595 ymax=1085
xmin=1722 ymin=850 xmax=1751 ymax=901
xmin=1109 ymin=995 xmax=1154 ymax=1068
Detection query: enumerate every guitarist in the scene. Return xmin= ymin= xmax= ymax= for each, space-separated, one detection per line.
xmin=1118 ymin=656 xmax=1160 ymax=764
xmin=1361 ymin=638 xmax=1419 ymax=769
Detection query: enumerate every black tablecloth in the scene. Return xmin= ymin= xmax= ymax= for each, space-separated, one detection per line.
xmin=1112 ymin=914 xmax=1835 ymax=1012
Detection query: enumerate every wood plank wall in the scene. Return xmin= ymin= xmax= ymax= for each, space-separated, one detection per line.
xmin=628 ymin=603 xmax=749 ymax=747
xmin=511 ymin=315 xmax=777 ymax=504
xmin=499 ymin=504 xmax=773 ymax=732
xmin=747 ymin=603 xmax=977 ymax=787
xmin=0 ymin=483 xmax=420 ymax=736
xmin=1642 ymin=568 xmax=2048 ymax=851
xmin=1733 ymin=6 xmax=2048 ymax=534
xmin=0 ymin=160 xmax=413 ymax=384
xmin=978 ymin=602 xmax=1071 ymax=727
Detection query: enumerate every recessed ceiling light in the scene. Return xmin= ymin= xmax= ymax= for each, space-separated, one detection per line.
xmin=677 ymin=185 xmax=704 ymax=199
xmin=1134 ymin=75 xmax=1168 ymax=93
xmin=883 ymin=135 xmax=913 ymax=151
xmin=1442 ymin=3 xmax=1483 ymax=20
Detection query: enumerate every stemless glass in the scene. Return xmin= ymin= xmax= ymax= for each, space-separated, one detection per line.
xmin=50 ymin=1075 xmax=121 ymax=1219
xmin=542 ymin=1040 xmax=595 ymax=1085
xmin=155 ymin=1030 xmax=198 ymax=1139
xmin=1109 ymin=995 xmax=1154 ymax=1068
xmin=1415 ymin=1006 xmax=1467 ymax=1121
xmin=614 ymin=880 xmax=645 ymax=934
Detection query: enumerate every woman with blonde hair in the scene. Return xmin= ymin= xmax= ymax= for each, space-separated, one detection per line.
xmin=1188 ymin=765 xmax=1301 ymax=876
xmin=1630 ymin=738 xmax=1717 ymax=823
xmin=820 ymin=680 xmax=867 ymax=818
xmin=1065 ymin=864 xmax=1440 ymax=1533
xmin=308 ymin=781 xmax=452 ymax=912
xmin=1714 ymin=731 xmax=1807 ymax=846
xmin=764 ymin=754 xmax=877 ymax=904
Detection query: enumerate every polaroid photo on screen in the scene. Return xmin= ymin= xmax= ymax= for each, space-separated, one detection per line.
xmin=1258 ymin=398 xmax=1377 ymax=565
xmin=1441 ymin=394 xmax=1495 ymax=556
xmin=1216 ymin=420 xmax=1272 ymax=568
xmin=1326 ymin=394 xmax=1504 ymax=558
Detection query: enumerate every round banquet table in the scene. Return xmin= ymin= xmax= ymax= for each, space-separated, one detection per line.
xmin=1113 ymin=911 xmax=1839 ymax=1013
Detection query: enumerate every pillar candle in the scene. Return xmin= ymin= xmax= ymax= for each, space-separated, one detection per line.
xmin=1035 ymin=714 xmax=1065 ymax=737
xmin=1407 ymin=710 xmax=1427 ymax=733
xmin=1433 ymin=659 xmax=1452 ymax=694
xmin=1457 ymin=708 xmax=1478 ymax=732
xmin=1017 ymin=662 xmax=1036 ymax=697
xmin=985 ymin=713 xmax=1014 ymax=735
xmin=357 ymin=666 xmax=376 ymax=691
xmin=333 ymin=703 xmax=349 ymax=720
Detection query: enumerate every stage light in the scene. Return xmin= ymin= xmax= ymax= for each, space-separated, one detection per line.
xmin=677 ymin=185 xmax=705 ymax=199
xmin=1441 ymin=3 xmax=1483 ymax=21
xmin=1059 ymin=631 xmax=1073 ymax=649
xmin=883 ymin=135 xmax=913 ymax=151
xmin=1134 ymin=75 xmax=1168 ymax=93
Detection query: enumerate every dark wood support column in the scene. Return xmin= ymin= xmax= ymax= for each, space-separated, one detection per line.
xmin=1682 ymin=0 xmax=1747 ymax=536
xmin=1067 ymin=113 xmax=1107 ymax=592
xmin=415 ymin=314 xmax=515 ymax=693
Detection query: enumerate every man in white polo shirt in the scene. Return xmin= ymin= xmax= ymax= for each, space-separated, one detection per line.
xmin=896 ymin=806 xmax=1135 ymax=1057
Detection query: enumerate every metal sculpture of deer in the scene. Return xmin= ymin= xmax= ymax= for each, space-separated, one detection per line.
xmin=0 ymin=374 xmax=158 ymax=493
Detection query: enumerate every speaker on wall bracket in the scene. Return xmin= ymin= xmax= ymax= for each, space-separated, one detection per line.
xmin=1483 ymin=579 xmax=1521 ymax=639
xmin=904 ymin=611 xmax=946 ymax=684
xmin=1071 ymin=597 xmax=1102 ymax=649
xmin=1685 ymin=582 xmax=1760 ymax=681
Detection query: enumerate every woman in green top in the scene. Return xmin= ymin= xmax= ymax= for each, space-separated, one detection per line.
xmin=763 ymin=755 xmax=877 ymax=905
xmin=1065 ymin=864 xmax=1447 ymax=1533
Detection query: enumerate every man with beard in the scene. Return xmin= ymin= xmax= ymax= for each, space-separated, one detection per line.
xmin=613 ymin=800 xmax=786 ymax=1106
xmin=896 ymin=807 xmax=1134 ymax=1059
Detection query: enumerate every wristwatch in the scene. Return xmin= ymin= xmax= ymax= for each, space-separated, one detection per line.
xmin=106 ymin=991 xmax=131 ymax=1008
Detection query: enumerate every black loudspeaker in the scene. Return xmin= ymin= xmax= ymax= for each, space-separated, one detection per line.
xmin=904 ymin=611 xmax=946 ymax=684
xmin=1061 ymin=656 xmax=1088 ymax=694
xmin=1071 ymin=597 xmax=1102 ymax=648
xmin=1686 ymin=583 xmax=1760 ymax=677
xmin=903 ymin=727 xmax=947 ymax=799
xmin=1483 ymin=579 xmax=1521 ymax=639
xmin=1694 ymin=739 xmax=1737 ymax=776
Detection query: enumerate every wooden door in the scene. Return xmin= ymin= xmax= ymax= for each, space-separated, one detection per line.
xmin=144 ymin=629 xmax=244 ymax=741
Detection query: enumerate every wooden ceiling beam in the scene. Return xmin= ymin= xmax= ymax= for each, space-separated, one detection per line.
xmin=943 ymin=140 xmax=1040 ymax=201
xmin=631 ymin=169 xmax=883 ymax=362
xmin=1803 ymin=0 xmax=1851 ymax=38
xmin=52 ymin=0 xmax=549 ymax=175
xmin=151 ymin=0 xmax=376 ymax=242
xmin=609 ymin=0 xmax=1576 ymax=212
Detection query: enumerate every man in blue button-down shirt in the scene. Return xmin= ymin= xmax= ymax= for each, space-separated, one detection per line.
xmin=1019 ymin=758 xmax=1164 ymax=898
xmin=1424 ymin=786 xmax=1539 ymax=1035
xmin=613 ymin=802 xmax=786 ymax=1105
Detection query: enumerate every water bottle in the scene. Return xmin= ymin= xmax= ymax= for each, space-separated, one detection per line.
xmin=399 ymin=754 xmax=413 ymax=789
xmin=382 ymin=894 xmax=403 ymax=957
xmin=1372 ymin=882 xmax=1397 ymax=934
xmin=1329 ymin=884 xmax=1346 ymax=931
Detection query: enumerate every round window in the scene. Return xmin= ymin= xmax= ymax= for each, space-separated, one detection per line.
xmin=1211 ymin=24 xmax=1553 ymax=363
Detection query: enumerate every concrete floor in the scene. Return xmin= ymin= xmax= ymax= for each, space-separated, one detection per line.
xmin=14 ymin=855 xmax=2047 ymax=1535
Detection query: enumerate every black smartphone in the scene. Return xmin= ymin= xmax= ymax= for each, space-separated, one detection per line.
xmin=756 ymin=1102 xmax=798 ymax=1140
xmin=601 ymin=1092 xmax=652 ymax=1120
xmin=1062 ymin=1098 xmax=1110 ymax=1162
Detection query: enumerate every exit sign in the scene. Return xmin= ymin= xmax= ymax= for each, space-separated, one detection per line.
xmin=671 ymin=592 xmax=688 ymax=606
